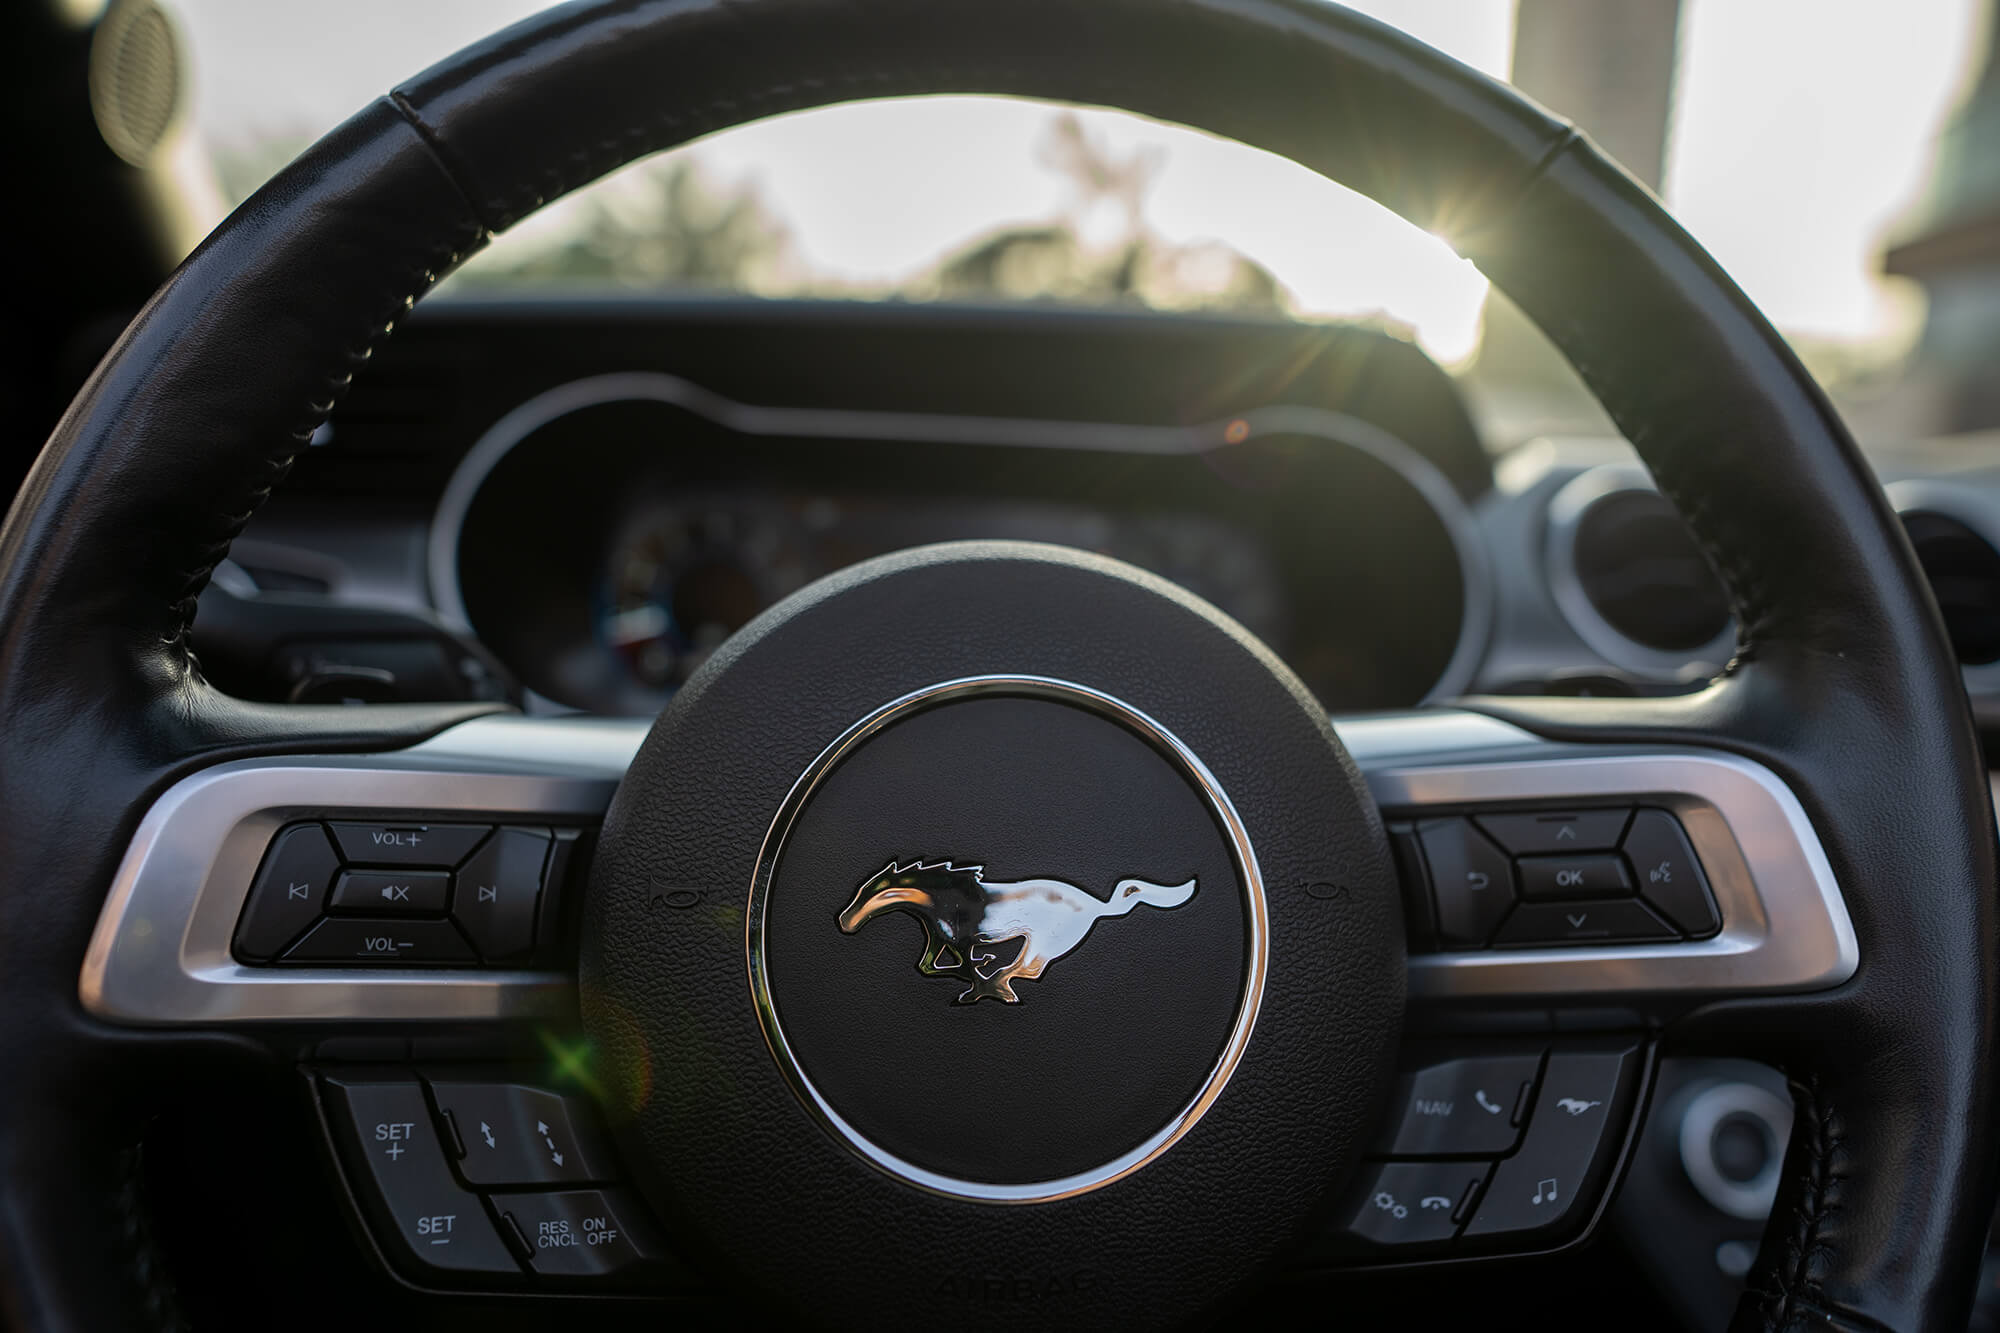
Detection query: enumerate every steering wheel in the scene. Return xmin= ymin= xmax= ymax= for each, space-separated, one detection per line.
xmin=4 ymin=2 xmax=1995 ymax=1329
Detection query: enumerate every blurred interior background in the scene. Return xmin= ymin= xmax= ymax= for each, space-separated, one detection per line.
xmin=7 ymin=0 xmax=1999 ymax=474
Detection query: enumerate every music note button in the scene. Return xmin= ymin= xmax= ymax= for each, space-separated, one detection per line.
xmin=1463 ymin=1044 xmax=1636 ymax=1242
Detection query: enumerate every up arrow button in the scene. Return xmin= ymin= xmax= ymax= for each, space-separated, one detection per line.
xmin=1475 ymin=809 xmax=1632 ymax=855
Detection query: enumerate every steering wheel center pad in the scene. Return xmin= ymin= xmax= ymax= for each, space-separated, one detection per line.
xmin=587 ymin=542 xmax=1400 ymax=1322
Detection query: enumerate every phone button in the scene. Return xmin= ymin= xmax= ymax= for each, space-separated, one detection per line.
xmin=1374 ymin=1052 xmax=1545 ymax=1157
xmin=1340 ymin=1161 xmax=1491 ymax=1248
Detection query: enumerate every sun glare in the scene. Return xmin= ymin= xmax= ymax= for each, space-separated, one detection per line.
xmin=172 ymin=0 xmax=1985 ymax=374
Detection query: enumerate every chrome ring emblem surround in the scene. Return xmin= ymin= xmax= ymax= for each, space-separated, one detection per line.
xmin=745 ymin=674 xmax=1271 ymax=1204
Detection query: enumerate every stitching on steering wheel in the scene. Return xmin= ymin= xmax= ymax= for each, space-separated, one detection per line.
xmin=163 ymin=214 xmax=483 ymax=662
xmin=1742 ymin=1073 xmax=1848 ymax=1332
xmin=112 ymin=1143 xmax=190 ymax=1333
xmin=197 ymin=15 xmax=1579 ymax=676
xmin=1638 ymin=444 xmax=1761 ymax=669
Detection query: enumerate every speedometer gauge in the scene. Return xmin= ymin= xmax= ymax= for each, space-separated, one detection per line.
xmin=599 ymin=498 xmax=807 ymax=692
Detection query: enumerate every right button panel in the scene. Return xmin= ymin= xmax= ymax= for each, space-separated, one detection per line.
xmin=1408 ymin=805 xmax=1723 ymax=951
xmin=1462 ymin=1043 xmax=1639 ymax=1242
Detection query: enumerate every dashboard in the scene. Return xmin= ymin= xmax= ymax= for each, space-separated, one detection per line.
xmin=214 ymin=297 xmax=1500 ymax=716
xmin=214 ymin=295 xmax=2000 ymax=732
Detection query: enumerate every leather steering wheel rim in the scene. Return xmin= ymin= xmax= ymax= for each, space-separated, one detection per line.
xmin=1 ymin=2 xmax=1994 ymax=1329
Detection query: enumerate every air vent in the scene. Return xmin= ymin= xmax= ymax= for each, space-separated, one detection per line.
xmin=1545 ymin=467 xmax=1734 ymax=677
xmin=1570 ymin=489 xmax=1731 ymax=653
xmin=1901 ymin=510 xmax=2000 ymax=666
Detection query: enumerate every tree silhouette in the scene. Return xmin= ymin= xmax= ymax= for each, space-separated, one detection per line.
xmin=214 ymin=108 xmax=1298 ymax=315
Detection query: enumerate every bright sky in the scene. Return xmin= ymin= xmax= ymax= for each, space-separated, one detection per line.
xmin=167 ymin=0 xmax=1988 ymax=364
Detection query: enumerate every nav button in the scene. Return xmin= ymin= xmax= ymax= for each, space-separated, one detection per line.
xmin=1376 ymin=1052 xmax=1543 ymax=1156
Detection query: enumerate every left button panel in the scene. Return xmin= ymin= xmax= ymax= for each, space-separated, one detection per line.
xmin=321 ymin=1074 xmax=520 ymax=1278
xmin=233 ymin=825 xmax=341 ymax=961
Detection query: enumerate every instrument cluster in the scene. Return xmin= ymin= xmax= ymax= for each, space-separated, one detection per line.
xmin=437 ymin=376 xmax=1487 ymax=717
xmin=598 ymin=491 xmax=1287 ymax=696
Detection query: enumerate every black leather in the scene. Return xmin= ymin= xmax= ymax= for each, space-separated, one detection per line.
xmin=584 ymin=542 xmax=1403 ymax=1327
xmin=1459 ymin=144 xmax=2000 ymax=1333
xmin=0 ymin=102 xmax=502 ymax=1332
xmin=0 ymin=0 xmax=1990 ymax=1328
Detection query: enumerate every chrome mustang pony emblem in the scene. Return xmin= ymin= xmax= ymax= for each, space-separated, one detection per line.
xmin=836 ymin=860 xmax=1197 ymax=1004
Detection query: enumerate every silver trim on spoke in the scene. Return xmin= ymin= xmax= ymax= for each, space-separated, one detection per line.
xmin=79 ymin=709 xmax=1858 ymax=1025
xmin=1365 ymin=747 xmax=1857 ymax=1000
xmin=78 ymin=760 xmax=619 ymax=1025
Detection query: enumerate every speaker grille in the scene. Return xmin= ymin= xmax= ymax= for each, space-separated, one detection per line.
xmin=89 ymin=1 xmax=183 ymax=167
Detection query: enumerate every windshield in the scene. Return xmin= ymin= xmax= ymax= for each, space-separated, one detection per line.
xmin=164 ymin=0 xmax=1995 ymax=448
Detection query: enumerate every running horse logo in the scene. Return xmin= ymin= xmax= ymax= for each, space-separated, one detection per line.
xmin=836 ymin=860 xmax=1197 ymax=1004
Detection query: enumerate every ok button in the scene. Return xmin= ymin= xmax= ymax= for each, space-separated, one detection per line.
xmin=1517 ymin=854 xmax=1632 ymax=902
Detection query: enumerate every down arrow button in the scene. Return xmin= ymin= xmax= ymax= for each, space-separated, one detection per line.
xmin=452 ymin=827 xmax=551 ymax=962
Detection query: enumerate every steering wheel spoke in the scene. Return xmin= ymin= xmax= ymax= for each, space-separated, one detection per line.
xmin=1295 ymin=706 xmax=1856 ymax=1270
xmin=1341 ymin=709 xmax=1855 ymax=1014
xmin=81 ymin=715 xmax=637 ymax=1027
